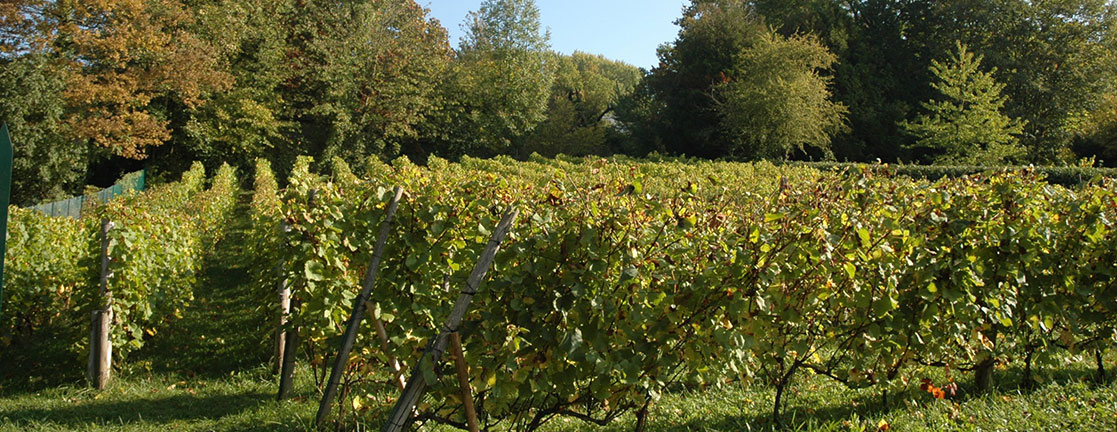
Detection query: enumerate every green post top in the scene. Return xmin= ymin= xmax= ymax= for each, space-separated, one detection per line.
xmin=0 ymin=125 xmax=13 ymax=321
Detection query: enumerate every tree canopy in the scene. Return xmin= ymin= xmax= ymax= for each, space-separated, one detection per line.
xmin=621 ymin=0 xmax=846 ymax=159
xmin=3 ymin=0 xmax=1117 ymax=204
xmin=439 ymin=0 xmax=553 ymax=157
xmin=902 ymin=43 xmax=1026 ymax=165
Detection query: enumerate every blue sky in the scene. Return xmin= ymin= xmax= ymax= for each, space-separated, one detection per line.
xmin=420 ymin=0 xmax=688 ymax=69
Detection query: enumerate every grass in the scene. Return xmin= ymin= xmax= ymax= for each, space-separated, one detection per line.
xmin=0 ymin=367 xmax=315 ymax=431
xmin=2 ymin=359 xmax=1112 ymax=431
xmin=1 ymin=196 xmax=1115 ymax=431
xmin=530 ymin=365 xmax=1117 ymax=432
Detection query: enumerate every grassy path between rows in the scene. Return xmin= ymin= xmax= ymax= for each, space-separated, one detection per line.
xmin=1 ymin=195 xmax=1115 ymax=431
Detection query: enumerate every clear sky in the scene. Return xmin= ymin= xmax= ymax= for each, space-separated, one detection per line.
xmin=420 ymin=0 xmax=688 ymax=70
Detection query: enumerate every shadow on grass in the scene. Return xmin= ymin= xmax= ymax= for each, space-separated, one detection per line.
xmin=0 ymin=324 xmax=88 ymax=394
xmin=0 ymin=390 xmax=278 ymax=428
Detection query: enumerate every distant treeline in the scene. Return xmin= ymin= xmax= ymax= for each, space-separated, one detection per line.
xmin=2 ymin=0 xmax=1116 ymax=205
xmin=786 ymin=162 xmax=1117 ymax=187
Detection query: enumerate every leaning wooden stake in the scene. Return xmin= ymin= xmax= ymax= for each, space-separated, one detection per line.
xmin=382 ymin=207 xmax=518 ymax=432
xmin=273 ymin=221 xmax=293 ymax=375
xmin=315 ymin=186 xmax=405 ymax=426
xmin=88 ymin=219 xmax=114 ymax=389
xmin=450 ymin=332 xmax=480 ymax=432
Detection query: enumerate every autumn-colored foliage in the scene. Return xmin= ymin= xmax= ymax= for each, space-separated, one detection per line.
xmin=61 ymin=0 xmax=230 ymax=159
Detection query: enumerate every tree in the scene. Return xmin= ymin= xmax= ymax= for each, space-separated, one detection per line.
xmin=714 ymin=29 xmax=847 ymax=159
xmin=900 ymin=0 xmax=1117 ymax=162
xmin=167 ymin=0 xmax=293 ymax=174
xmin=1 ymin=1 xmax=87 ymax=205
xmin=436 ymin=0 xmax=553 ymax=157
xmin=633 ymin=0 xmax=845 ymax=159
xmin=61 ymin=0 xmax=232 ymax=160
xmin=279 ymin=0 xmax=451 ymax=166
xmin=748 ymin=0 xmax=927 ymax=162
xmin=521 ymin=52 xmax=642 ymax=157
xmin=1073 ymin=93 xmax=1117 ymax=166
xmin=735 ymin=0 xmax=1117 ymax=163
xmin=902 ymin=42 xmax=1025 ymax=165
xmin=0 ymin=54 xmax=87 ymax=205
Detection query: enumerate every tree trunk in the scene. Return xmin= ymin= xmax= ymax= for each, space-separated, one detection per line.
xmin=634 ymin=393 xmax=651 ymax=432
xmin=1022 ymin=348 xmax=1035 ymax=389
xmin=1096 ymin=348 xmax=1107 ymax=383
xmin=974 ymin=357 xmax=995 ymax=393
xmin=772 ymin=380 xmax=786 ymax=427
xmin=772 ymin=362 xmax=798 ymax=427
xmin=974 ymin=330 xmax=998 ymax=393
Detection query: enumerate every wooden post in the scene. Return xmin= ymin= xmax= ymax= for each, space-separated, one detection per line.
xmin=365 ymin=303 xmax=406 ymax=391
xmin=278 ymin=190 xmax=316 ymax=401
xmin=315 ymin=187 xmax=405 ymax=426
xmin=277 ymin=306 xmax=299 ymax=400
xmin=450 ymin=332 xmax=480 ymax=432
xmin=273 ymin=221 xmax=293 ymax=375
xmin=88 ymin=219 xmax=114 ymax=389
xmin=382 ymin=207 xmax=518 ymax=432
xmin=88 ymin=309 xmax=112 ymax=388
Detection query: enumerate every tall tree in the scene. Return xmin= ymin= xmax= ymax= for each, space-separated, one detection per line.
xmin=1073 ymin=93 xmax=1117 ymax=165
xmin=0 ymin=55 xmax=86 ymax=205
xmin=743 ymin=1 xmax=942 ymax=162
xmin=714 ymin=29 xmax=847 ymax=159
xmin=61 ymin=0 xmax=232 ymax=160
xmin=277 ymin=0 xmax=451 ymax=167
xmin=901 ymin=0 xmax=1117 ymax=162
xmin=521 ymin=51 xmax=642 ymax=157
xmin=435 ymin=0 xmax=552 ymax=157
xmin=1 ymin=1 xmax=87 ymax=204
xmin=165 ymin=0 xmax=293 ymax=174
xmin=630 ymin=0 xmax=845 ymax=159
xmin=902 ymin=42 xmax=1025 ymax=165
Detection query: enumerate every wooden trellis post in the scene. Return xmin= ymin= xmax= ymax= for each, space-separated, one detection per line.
xmin=272 ymin=221 xmax=292 ymax=375
xmin=277 ymin=189 xmax=317 ymax=401
xmin=0 ymin=125 xmax=12 ymax=323
xmin=315 ymin=186 xmax=404 ymax=426
xmin=88 ymin=219 xmax=114 ymax=389
xmin=450 ymin=332 xmax=480 ymax=432
xmin=382 ymin=207 xmax=518 ymax=432
xmin=364 ymin=302 xmax=407 ymax=391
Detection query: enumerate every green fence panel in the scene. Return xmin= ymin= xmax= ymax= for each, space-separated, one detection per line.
xmin=29 ymin=169 xmax=145 ymax=218
xmin=0 ymin=125 xmax=13 ymax=321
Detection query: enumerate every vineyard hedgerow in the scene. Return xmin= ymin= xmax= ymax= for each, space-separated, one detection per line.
xmin=1 ymin=162 xmax=240 ymax=360
xmin=1 ymin=156 xmax=1113 ymax=430
xmin=244 ymin=156 xmax=1114 ymax=429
